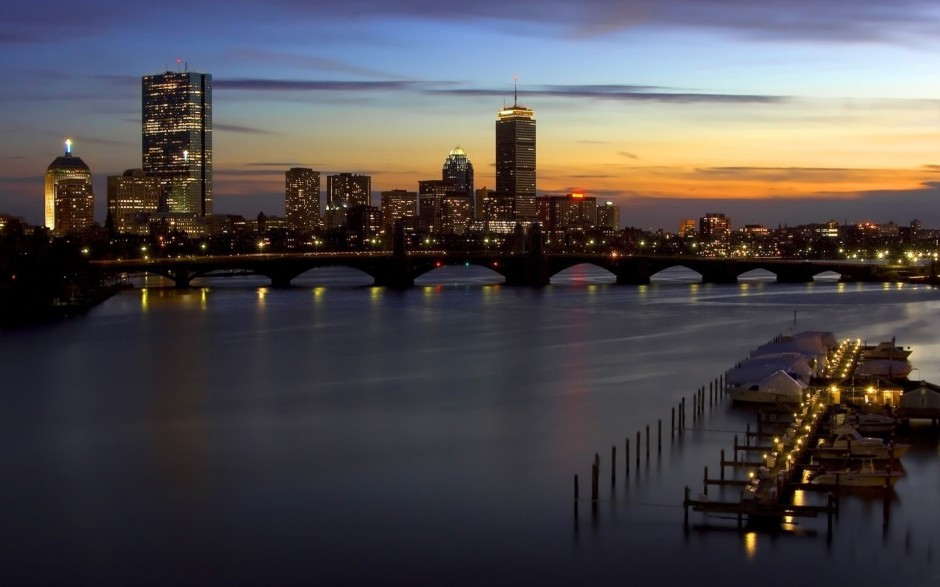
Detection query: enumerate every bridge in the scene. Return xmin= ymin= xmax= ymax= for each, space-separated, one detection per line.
xmin=91 ymin=251 xmax=923 ymax=288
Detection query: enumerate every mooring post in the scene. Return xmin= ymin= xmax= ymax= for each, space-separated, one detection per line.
xmin=646 ymin=425 xmax=650 ymax=462
xmin=611 ymin=445 xmax=616 ymax=487
xmin=683 ymin=486 xmax=690 ymax=528
xmin=625 ymin=438 xmax=630 ymax=477
xmin=636 ymin=430 xmax=641 ymax=469
xmin=658 ymin=419 xmax=662 ymax=455
xmin=703 ymin=466 xmax=709 ymax=496
xmin=671 ymin=407 xmax=676 ymax=439
xmin=746 ymin=423 xmax=750 ymax=447
xmin=591 ymin=461 xmax=599 ymax=502
xmin=681 ymin=398 xmax=685 ymax=435
xmin=733 ymin=435 xmax=738 ymax=463
xmin=720 ymin=449 xmax=726 ymax=480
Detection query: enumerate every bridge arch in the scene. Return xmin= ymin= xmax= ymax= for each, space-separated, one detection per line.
xmin=550 ymin=263 xmax=616 ymax=284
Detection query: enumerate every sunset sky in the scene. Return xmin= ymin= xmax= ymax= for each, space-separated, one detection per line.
xmin=3 ymin=0 xmax=940 ymax=230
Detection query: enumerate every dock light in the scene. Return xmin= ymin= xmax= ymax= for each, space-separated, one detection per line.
xmin=749 ymin=471 xmax=755 ymax=479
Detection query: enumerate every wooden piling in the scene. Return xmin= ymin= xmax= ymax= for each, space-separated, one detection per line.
xmin=720 ymin=449 xmax=725 ymax=480
xmin=636 ymin=430 xmax=641 ymax=469
xmin=703 ymin=466 xmax=709 ymax=496
xmin=646 ymin=425 xmax=650 ymax=462
xmin=671 ymin=407 xmax=675 ymax=438
xmin=657 ymin=419 xmax=662 ymax=455
xmin=591 ymin=462 xmax=599 ymax=502
xmin=611 ymin=445 xmax=616 ymax=487
xmin=625 ymin=438 xmax=630 ymax=477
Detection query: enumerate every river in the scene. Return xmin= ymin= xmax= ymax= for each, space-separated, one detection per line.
xmin=2 ymin=266 xmax=938 ymax=586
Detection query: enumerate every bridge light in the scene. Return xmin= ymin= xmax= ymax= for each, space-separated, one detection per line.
xmin=435 ymin=261 xmax=442 ymax=267
xmin=464 ymin=261 xmax=470 ymax=267
xmin=492 ymin=261 xmax=499 ymax=267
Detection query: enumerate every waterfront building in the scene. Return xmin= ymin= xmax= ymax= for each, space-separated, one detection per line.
xmin=418 ymin=179 xmax=450 ymax=234
xmin=679 ymin=219 xmax=697 ymax=238
xmin=700 ymin=212 xmax=731 ymax=255
xmin=45 ymin=139 xmax=92 ymax=231
xmin=596 ymin=201 xmax=620 ymax=231
xmin=380 ymin=189 xmax=417 ymax=236
xmin=537 ymin=193 xmax=596 ymax=245
xmin=53 ymin=178 xmax=94 ymax=236
xmin=107 ymin=169 xmax=161 ymax=235
xmin=326 ymin=173 xmax=371 ymax=229
xmin=142 ymin=69 xmax=212 ymax=216
xmin=495 ymin=83 xmax=536 ymax=220
xmin=347 ymin=205 xmax=382 ymax=248
xmin=285 ymin=168 xmax=320 ymax=233
xmin=441 ymin=195 xmax=473 ymax=235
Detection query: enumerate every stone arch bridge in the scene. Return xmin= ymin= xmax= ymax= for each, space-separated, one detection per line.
xmin=92 ymin=252 xmax=921 ymax=288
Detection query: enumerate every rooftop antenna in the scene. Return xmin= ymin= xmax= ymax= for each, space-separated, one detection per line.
xmin=513 ymin=74 xmax=519 ymax=106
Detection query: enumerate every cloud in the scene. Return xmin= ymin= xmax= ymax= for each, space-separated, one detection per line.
xmin=429 ymin=84 xmax=785 ymax=104
xmin=214 ymin=79 xmax=418 ymax=92
xmin=214 ymin=123 xmax=276 ymax=135
xmin=619 ymin=152 xmax=640 ymax=160
xmin=223 ymin=48 xmax=401 ymax=79
xmin=261 ymin=0 xmax=940 ymax=44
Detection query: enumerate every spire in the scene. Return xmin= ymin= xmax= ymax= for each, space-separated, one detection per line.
xmin=64 ymin=138 xmax=72 ymax=156
xmin=513 ymin=74 xmax=518 ymax=107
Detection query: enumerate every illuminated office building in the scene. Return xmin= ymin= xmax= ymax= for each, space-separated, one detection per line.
xmin=596 ymin=201 xmax=620 ymax=231
xmin=699 ymin=212 xmax=731 ymax=255
xmin=441 ymin=147 xmax=474 ymax=197
xmin=285 ymin=168 xmax=320 ymax=233
xmin=107 ymin=169 xmax=160 ymax=235
xmin=53 ymin=179 xmax=94 ymax=236
xmin=495 ymin=84 xmax=536 ymax=219
xmin=326 ymin=173 xmax=371 ymax=228
xmin=45 ymin=139 xmax=92 ymax=231
xmin=142 ymin=69 xmax=212 ymax=216
xmin=380 ymin=189 xmax=417 ymax=235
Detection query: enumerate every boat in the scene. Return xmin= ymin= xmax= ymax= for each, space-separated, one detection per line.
xmin=815 ymin=425 xmax=910 ymax=460
xmin=810 ymin=459 xmax=905 ymax=488
xmin=847 ymin=413 xmax=898 ymax=434
xmin=863 ymin=341 xmax=912 ymax=361
xmin=728 ymin=370 xmax=805 ymax=404
xmin=855 ymin=359 xmax=913 ymax=379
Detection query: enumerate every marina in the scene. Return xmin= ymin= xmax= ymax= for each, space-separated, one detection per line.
xmin=680 ymin=332 xmax=937 ymax=534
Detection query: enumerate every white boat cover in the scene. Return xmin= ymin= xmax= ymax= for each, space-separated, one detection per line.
xmin=727 ymin=355 xmax=814 ymax=386
xmin=856 ymin=359 xmax=913 ymax=378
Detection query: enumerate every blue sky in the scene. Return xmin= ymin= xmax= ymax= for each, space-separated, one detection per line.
xmin=3 ymin=0 xmax=940 ymax=230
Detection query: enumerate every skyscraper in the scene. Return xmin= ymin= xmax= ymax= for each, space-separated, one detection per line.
xmin=495 ymin=83 xmax=536 ymax=219
xmin=442 ymin=147 xmax=474 ymax=197
xmin=285 ymin=168 xmax=320 ymax=233
xmin=142 ymin=69 xmax=212 ymax=216
xmin=107 ymin=169 xmax=160 ymax=235
xmin=45 ymin=139 xmax=92 ymax=232
xmin=325 ymin=173 xmax=371 ymax=228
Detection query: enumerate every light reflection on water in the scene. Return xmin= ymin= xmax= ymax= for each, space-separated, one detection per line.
xmin=2 ymin=266 xmax=939 ymax=586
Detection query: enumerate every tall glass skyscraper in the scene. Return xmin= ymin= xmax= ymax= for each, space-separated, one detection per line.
xmin=142 ymin=70 xmax=212 ymax=216
xmin=441 ymin=147 xmax=474 ymax=197
xmin=495 ymin=89 xmax=536 ymax=219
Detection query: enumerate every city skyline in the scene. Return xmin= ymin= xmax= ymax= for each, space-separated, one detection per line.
xmin=3 ymin=1 xmax=940 ymax=230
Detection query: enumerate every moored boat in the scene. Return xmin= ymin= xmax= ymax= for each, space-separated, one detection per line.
xmin=815 ymin=425 xmax=910 ymax=459
xmin=863 ymin=341 xmax=912 ymax=361
xmin=810 ymin=459 xmax=905 ymax=487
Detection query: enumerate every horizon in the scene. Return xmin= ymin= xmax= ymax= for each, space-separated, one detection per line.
xmin=3 ymin=1 xmax=940 ymax=230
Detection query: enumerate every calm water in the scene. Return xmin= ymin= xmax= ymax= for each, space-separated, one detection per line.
xmin=2 ymin=266 xmax=939 ymax=586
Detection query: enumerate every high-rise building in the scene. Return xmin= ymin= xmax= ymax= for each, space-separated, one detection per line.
xmin=495 ymin=84 xmax=536 ymax=219
xmin=537 ymin=193 xmax=596 ymax=242
xmin=285 ymin=168 xmax=320 ymax=233
xmin=325 ymin=173 xmax=371 ymax=229
xmin=678 ymin=219 xmax=697 ymax=238
xmin=380 ymin=189 xmax=417 ymax=235
xmin=418 ymin=179 xmax=451 ymax=233
xmin=596 ymin=201 xmax=621 ymax=231
xmin=699 ymin=213 xmax=731 ymax=255
xmin=441 ymin=147 xmax=474 ymax=197
xmin=142 ymin=69 xmax=212 ymax=216
xmin=45 ymin=139 xmax=92 ymax=231
xmin=53 ymin=179 xmax=94 ymax=236
xmin=107 ymin=169 xmax=161 ymax=235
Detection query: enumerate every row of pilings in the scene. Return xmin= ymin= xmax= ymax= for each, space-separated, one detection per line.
xmin=573 ymin=334 xmax=782 ymax=521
